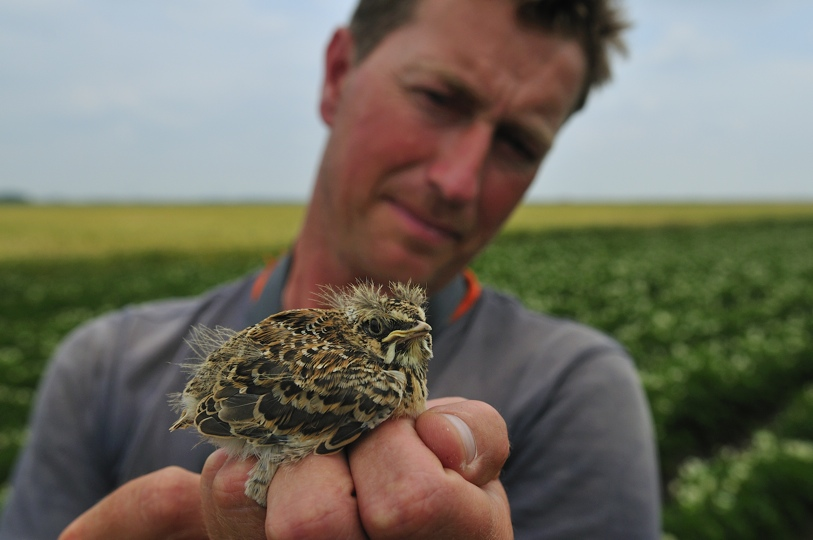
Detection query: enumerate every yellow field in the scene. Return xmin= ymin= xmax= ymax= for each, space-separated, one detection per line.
xmin=2 ymin=202 xmax=812 ymax=261
xmin=0 ymin=204 xmax=305 ymax=261
xmin=505 ymin=202 xmax=813 ymax=229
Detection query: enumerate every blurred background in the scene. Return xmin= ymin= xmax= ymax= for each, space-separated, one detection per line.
xmin=1 ymin=0 xmax=811 ymax=203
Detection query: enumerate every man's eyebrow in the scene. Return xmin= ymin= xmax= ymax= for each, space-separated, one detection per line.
xmin=403 ymin=62 xmax=486 ymax=106
xmin=404 ymin=61 xmax=558 ymax=151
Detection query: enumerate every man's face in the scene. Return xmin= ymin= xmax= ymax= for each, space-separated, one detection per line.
xmin=314 ymin=0 xmax=586 ymax=292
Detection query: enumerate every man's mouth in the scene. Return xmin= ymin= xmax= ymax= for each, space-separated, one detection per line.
xmin=386 ymin=199 xmax=463 ymax=245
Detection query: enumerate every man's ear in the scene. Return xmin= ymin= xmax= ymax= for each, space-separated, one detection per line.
xmin=320 ymin=28 xmax=354 ymax=127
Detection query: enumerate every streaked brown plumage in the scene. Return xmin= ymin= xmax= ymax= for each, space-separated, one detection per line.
xmin=170 ymin=281 xmax=432 ymax=506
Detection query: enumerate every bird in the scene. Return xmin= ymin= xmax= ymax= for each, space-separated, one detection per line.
xmin=170 ymin=281 xmax=433 ymax=506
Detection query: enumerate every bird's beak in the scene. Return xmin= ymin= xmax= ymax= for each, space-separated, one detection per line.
xmin=383 ymin=321 xmax=432 ymax=343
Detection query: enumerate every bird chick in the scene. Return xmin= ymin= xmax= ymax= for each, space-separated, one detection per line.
xmin=170 ymin=281 xmax=432 ymax=506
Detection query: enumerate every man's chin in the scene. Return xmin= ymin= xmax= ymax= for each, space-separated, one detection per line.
xmin=360 ymin=250 xmax=440 ymax=287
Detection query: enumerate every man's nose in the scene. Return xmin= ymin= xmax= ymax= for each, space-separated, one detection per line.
xmin=427 ymin=123 xmax=491 ymax=204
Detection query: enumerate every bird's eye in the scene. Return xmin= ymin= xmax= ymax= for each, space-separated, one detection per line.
xmin=365 ymin=318 xmax=386 ymax=338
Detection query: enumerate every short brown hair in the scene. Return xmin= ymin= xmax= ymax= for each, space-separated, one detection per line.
xmin=348 ymin=0 xmax=629 ymax=112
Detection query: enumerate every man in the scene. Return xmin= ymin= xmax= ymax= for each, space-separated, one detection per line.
xmin=1 ymin=0 xmax=660 ymax=538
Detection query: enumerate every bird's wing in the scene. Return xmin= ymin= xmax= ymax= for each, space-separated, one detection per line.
xmin=193 ymin=310 xmax=406 ymax=452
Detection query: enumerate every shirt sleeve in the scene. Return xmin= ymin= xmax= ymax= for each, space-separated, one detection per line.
xmin=504 ymin=345 xmax=661 ymax=540
xmin=0 ymin=314 xmax=122 ymax=540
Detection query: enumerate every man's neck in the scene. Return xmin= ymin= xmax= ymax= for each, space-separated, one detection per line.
xmin=281 ymin=240 xmax=359 ymax=310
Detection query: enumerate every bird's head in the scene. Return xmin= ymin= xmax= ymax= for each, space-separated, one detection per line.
xmin=322 ymin=281 xmax=433 ymax=370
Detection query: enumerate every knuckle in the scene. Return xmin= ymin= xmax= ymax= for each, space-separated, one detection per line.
xmin=361 ymin=472 xmax=452 ymax=537
xmin=138 ymin=467 xmax=199 ymax=528
xmin=268 ymin=496 xmax=358 ymax=540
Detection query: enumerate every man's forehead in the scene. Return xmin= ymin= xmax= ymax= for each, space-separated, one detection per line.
xmin=382 ymin=0 xmax=587 ymax=122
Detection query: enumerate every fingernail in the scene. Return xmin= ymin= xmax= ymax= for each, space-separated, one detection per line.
xmin=442 ymin=413 xmax=477 ymax=464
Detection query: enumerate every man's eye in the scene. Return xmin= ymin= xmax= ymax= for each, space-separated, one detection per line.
xmin=418 ymin=88 xmax=453 ymax=109
xmin=496 ymin=133 xmax=536 ymax=163
xmin=414 ymin=86 xmax=477 ymax=120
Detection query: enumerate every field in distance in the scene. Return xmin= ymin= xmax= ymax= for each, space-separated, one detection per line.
xmin=3 ymin=202 xmax=813 ymax=261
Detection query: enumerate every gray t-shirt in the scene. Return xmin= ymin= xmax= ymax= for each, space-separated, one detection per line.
xmin=1 ymin=263 xmax=660 ymax=539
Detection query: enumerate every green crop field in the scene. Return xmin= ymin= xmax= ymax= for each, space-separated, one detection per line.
xmin=2 ymin=203 xmax=813 ymax=537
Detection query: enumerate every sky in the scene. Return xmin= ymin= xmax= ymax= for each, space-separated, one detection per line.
xmin=1 ymin=0 xmax=811 ymax=203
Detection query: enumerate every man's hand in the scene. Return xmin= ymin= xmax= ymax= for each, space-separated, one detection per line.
xmin=60 ymin=398 xmax=511 ymax=539
xmin=353 ymin=398 xmax=512 ymax=539
xmin=58 ymin=467 xmax=207 ymax=540
xmin=201 ymin=398 xmax=512 ymax=539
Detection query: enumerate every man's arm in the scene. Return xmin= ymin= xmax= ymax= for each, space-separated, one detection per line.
xmin=504 ymin=349 xmax=661 ymax=539
xmin=0 ymin=318 xmax=121 ymax=540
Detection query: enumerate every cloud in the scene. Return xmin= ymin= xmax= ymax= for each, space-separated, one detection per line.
xmin=646 ymin=23 xmax=736 ymax=67
xmin=163 ymin=1 xmax=289 ymax=34
xmin=0 ymin=0 xmax=80 ymax=14
xmin=526 ymin=0 xmax=813 ymax=201
xmin=1 ymin=0 xmax=811 ymax=202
